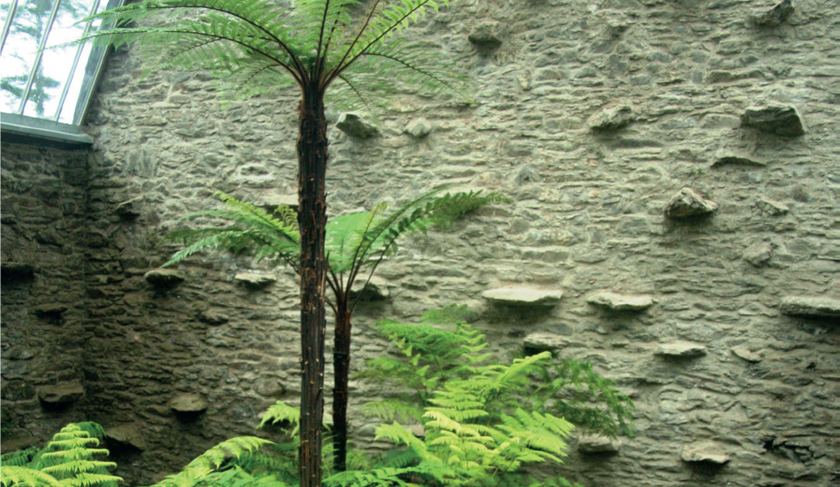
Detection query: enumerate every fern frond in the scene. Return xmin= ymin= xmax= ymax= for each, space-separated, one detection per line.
xmin=152 ymin=437 xmax=273 ymax=487
xmin=0 ymin=466 xmax=62 ymax=487
xmin=258 ymin=400 xmax=301 ymax=432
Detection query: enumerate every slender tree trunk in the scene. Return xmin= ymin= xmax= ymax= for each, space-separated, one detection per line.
xmin=297 ymin=84 xmax=328 ymax=487
xmin=333 ymin=297 xmax=352 ymax=472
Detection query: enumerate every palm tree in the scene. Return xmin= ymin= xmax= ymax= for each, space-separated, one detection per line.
xmin=84 ymin=1 xmax=464 ymax=483
xmin=163 ymin=189 xmax=508 ymax=471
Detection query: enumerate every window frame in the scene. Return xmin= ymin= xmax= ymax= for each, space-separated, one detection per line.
xmin=0 ymin=0 xmax=124 ymax=147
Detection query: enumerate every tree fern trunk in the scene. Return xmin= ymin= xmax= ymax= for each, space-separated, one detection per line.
xmin=333 ymin=302 xmax=352 ymax=472
xmin=297 ymin=84 xmax=328 ymax=487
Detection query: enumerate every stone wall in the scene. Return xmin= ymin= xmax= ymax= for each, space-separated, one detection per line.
xmin=1 ymin=143 xmax=91 ymax=446
xmin=1 ymin=0 xmax=838 ymax=485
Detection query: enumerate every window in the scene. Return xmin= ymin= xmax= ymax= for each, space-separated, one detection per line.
xmin=1 ymin=0 xmax=122 ymax=145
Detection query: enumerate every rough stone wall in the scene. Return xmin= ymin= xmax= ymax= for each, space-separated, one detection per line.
xmin=1 ymin=0 xmax=838 ymax=486
xmin=1 ymin=143 xmax=91 ymax=446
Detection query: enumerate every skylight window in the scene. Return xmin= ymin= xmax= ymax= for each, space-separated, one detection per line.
xmin=1 ymin=0 xmax=122 ymax=127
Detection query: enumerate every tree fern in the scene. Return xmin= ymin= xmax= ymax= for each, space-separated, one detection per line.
xmin=81 ymin=0 xmax=472 ymax=481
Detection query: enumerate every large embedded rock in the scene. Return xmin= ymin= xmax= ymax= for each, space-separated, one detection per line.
xmin=144 ymin=268 xmax=185 ymax=287
xmin=740 ymin=104 xmax=805 ymax=136
xmin=106 ymin=424 xmax=147 ymax=451
xmin=336 ymin=112 xmax=378 ymax=139
xmin=681 ymin=442 xmax=730 ymax=465
xmin=756 ymin=197 xmax=789 ymax=216
xmin=587 ymin=292 xmax=653 ymax=311
xmin=468 ymin=21 xmax=502 ymax=50
xmin=655 ymin=342 xmax=707 ymax=359
xmin=587 ymin=105 xmax=635 ymax=131
xmin=664 ymin=188 xmax=718 ymax=219
xmin=482 ymin=288 xmax=563 ymax=307
xmin=38 ymin=382 xmax=85 ymax=405
xmin=743 ymin=242 xmax=772 ymax=267
xmin=711 ymin=150 xmax=767 ymax=168
xmin=731 ymin=347 xmax=762 ymax=363
xmin=578 ymin=434 xmax=621 ymax=454
xmin=405 ymin=118 xmax=433 ymax=138
xmin=170 ymin=393 xmax=207 ymax=414
xmin=234 ymin=272 xmax=277 ymax=288
xmin=779 ymin=296 xmax=840 ymax=318
xmin=524 ymin=332 xmax=569 ymax=352
xmin=33 ymin=303 xmax=68 ymax=318
xmin=750 ymin=0 xmax=794 ymax=27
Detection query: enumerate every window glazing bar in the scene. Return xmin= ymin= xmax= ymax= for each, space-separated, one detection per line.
xmin=0 ymin=0 xmax=18 ymax=56
xmin=17 ymin=0 xmax=63 ymax=115
xmin=53 ymin=0 xmax=101 ymax=121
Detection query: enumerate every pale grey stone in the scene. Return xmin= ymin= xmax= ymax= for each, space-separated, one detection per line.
xmin=587 ymin=105 xmax=635 ymax=131
xmin=750 ymin=0 xmax=794 ymax=27
xmin=731 ymin=347 xmax=762 ymax=363
xmin=779 ymin=296 xmax=840 ymax=318
xmin=170 ymin=393 xmax=207 ymax=413
xmin=349 ymin=278 xmax=390 ymax=301
xmin=106 ymin=424 xmax=147 ymax=450
xmin=664 ymin=188 xmax=719 ymax=219
xmin=756 ymin=197 xmax=789 ymax=216
xmin=468 ymin=22 xmax=502 ymax=50
xmin=741 ymin=104 xmax=805 ymax=136
xmin=744 ymin=242 xmax=772 ymax=267
xmin=234 ymin=272 xmax=277 ymax=288
xmin=711 ymin=150 xmax=767 ymax=167
xmin=681 ymin=442 xmax=729 ymax=465
xmin=336 ymin=112 xmax=379 ymax=138
xmin=655 ymin=342 xmax=707 ymax=358
xmin=482 ymin=288 xmax=563 ymax=306
xmin=587 ymin=292 xmax=653 ymax=311
xmin=524 ymin=332 xmax=569 ymax=352
xmin=405 ymin=118 xmax=433 ymax=138
xmin=578 ymin=434 xmax=621 ymax=453
xmin=38 ymin=382 xmax=85 ymax=405
xmin=144 ymin=268 xmax=185 ymax=287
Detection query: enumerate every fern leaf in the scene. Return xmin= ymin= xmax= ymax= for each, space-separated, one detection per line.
xmin=0 ymin=466 xmax=63 ymax=487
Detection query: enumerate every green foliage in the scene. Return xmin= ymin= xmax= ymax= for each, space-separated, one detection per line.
xmin=0 ymin=423 xmax=122 ymax=487
xmin=81 ymin=0 xmax=466 ymax=108
xmin=361 ymin=309 xmax=634 ymax=439
xmin=150 ymin=437 xmax=275 ymax=487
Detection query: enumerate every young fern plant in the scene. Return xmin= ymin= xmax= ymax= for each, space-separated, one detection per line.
xmin=163 ymin=189 xmax=509 ymax=472
xmin=0 ymin=423 xmax=122 ymax=487
xmin=81 ymin=1 xmax=469 ymax=481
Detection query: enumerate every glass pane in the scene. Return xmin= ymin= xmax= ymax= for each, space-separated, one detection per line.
xmin=0 ymin=0 xmax=57 ymax=114
xmin=23 ymin=0 xmax=93 ymax=118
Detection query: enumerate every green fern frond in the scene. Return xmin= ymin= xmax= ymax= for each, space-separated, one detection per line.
xmin=258 ymin=400 xmax=301 ymax=432
xmin=360 ymin=399 xmax=424 ymax=423
xmin=0 ymin=466 xmax=62 ymax=487
xmin=152 ymin=437 xmax=273 ymax=487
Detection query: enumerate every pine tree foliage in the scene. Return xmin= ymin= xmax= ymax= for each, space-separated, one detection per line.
xmin=0 ymin=424 xmax=122 ymax=487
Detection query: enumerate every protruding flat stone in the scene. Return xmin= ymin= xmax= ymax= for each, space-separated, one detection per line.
xmin=38 ymin=382 xmax=85 ymax=405
xmin=711 ymin=150 xmax=767 ymax=168
xmin=33 ymin=303 xmax=68 ymax=317
xmin=756 ymin=197 xmax=789 ymax=216
xmin=468 ymin=21 xmax=502 ymax=50
xmin=405 ymin=118 xmax=433 ymax=138
xmin=170 ymin=393 xmax=207 ymax=414
xmin=587 ymin=292 xmax=653 ymax=312
xmin=750 ymin=0 xmax=793 ymax=27
xmin=336 ymin=112 xmax=378 ymax=139
xmin=655 ymin=342 xmax=707 ymax=359
xmin=1 ymin=262 xmax=35 ymax=282
xmin=482 ymin=288 xmax=563 ymax=307
xmin=779 ymin=296 xmax=840 ymax=318
xmin=743 ymin=242 xmax=772 ymax=267
xmin=114 ymin=195 xmax=143 ymax=220
xmin=234 ymin=272 xmax=277 ymax=288
xmin=731 ymin=347 xmax=762 ymax=363
xmin=681 ymin=442 xmax=729 ymax=465
xmin=197 ymin=309 xmax=229 ymax=326
xmin=664 ymin=188 xmax=718 ymax=219
xmin=578 ymin=434 xmax=621 ymax=454
xmin=106 ymin=424 xmax=147 ymax=451
xmin=588 ymin=105 xmax=635 ymax=131
xmin=260 ymin=194 xmax=298 ymax=213
xmin=524 ymin=333 xmax=570 ymax=352
xmin=348 ymin=278 xmax=390 ymax=301
xmin=741 ymin=103 xmax=805 ymax=136
xmin=144 ymin=268 xmax=185 ymax=287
